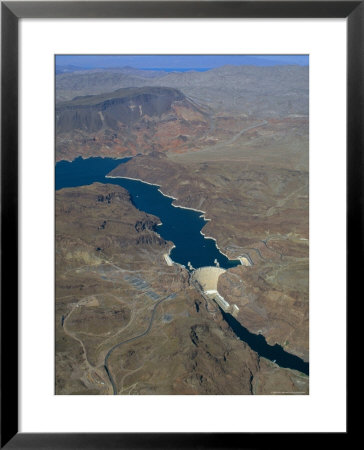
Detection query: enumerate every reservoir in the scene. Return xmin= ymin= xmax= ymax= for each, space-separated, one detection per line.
xmin=56 ymin=157 xmax=241 ymax=270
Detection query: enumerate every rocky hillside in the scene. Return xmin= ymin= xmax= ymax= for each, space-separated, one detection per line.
xmin=56 ymin=86 xmax=210 ymax=161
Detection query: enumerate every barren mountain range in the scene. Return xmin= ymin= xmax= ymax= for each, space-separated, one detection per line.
xmin=56 ymin=65 xmax=308 ymax=116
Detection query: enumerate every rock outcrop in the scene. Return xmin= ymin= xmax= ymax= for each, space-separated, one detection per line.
xmin=56 ymin=87 xmax=209 ymax=161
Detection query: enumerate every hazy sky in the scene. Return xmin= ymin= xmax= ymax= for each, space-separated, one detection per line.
xmin=56 ymin=54 xmax=309 ymax=70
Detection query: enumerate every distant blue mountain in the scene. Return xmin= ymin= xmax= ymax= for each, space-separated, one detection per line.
xmin=56 ymin=65 xmax=91 ymax=74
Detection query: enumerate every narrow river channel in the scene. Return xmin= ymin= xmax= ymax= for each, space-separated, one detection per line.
xmin=220 ymin=308 xmax=309 ymax=375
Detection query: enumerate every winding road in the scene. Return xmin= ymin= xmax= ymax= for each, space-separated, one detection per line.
xmin=104 ymin=294 xmax=173 ymax=395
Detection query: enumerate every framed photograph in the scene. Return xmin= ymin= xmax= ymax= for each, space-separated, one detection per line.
xmin=1 ymin=1 xmax=355 ymax=447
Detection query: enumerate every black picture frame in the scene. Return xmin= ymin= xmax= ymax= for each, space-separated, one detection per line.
xmin=1 ymin=1 xmax=356 ymax=448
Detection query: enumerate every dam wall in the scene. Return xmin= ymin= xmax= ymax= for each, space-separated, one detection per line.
xmin=191 ymin=266 xmax=226 ymax=292
xmin=191 ymin=266 xmax=241 ymax=313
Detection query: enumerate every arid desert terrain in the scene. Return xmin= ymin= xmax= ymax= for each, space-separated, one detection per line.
xmin=56 ymin=60 xmax=309 ymax=395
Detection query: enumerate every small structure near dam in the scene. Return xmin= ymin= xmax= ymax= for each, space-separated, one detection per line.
xmin=191 ymin=266 xmax=234 ymax=312
xmin=163 ymin=253 xmax=173 ymax=266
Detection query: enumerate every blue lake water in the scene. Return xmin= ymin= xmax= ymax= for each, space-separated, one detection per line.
xmin=55 ymin=156 xmax=131 ymax=190
xmin=56 ymin=157 xmax=241 ymax=270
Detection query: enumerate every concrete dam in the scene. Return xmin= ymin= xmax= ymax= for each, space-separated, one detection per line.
xmin=191 ymin=266 xmax=238 ymax=314
xmin=191 ymin=266 xmax=226 ymax=292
